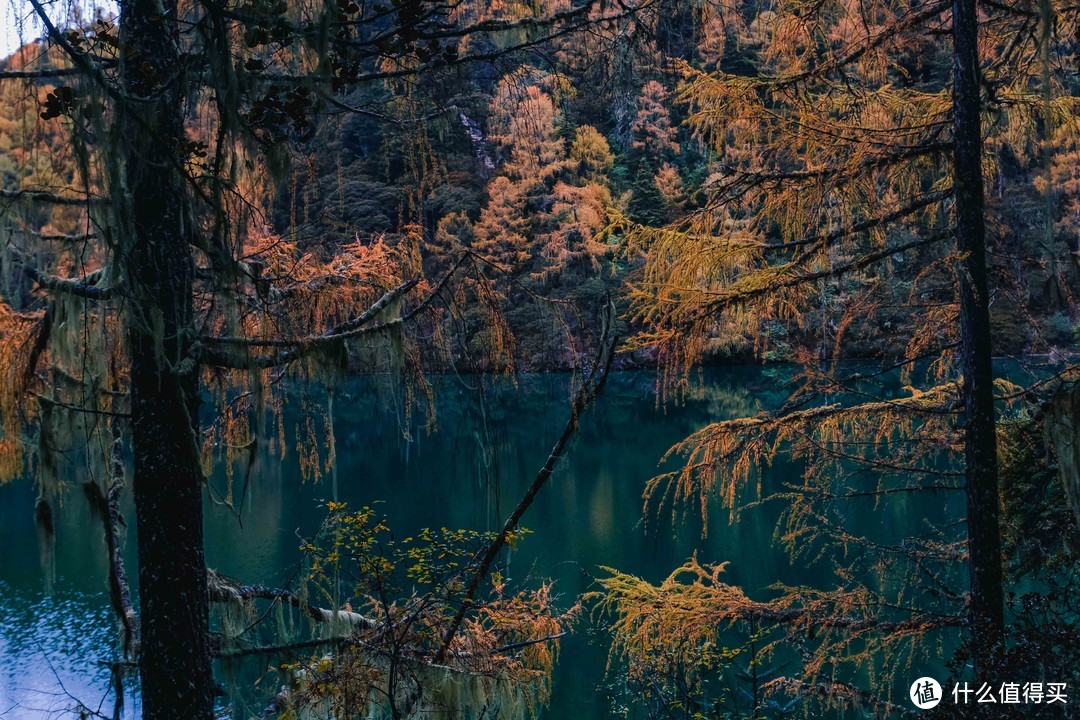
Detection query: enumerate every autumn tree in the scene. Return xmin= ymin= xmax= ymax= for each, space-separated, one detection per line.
xmin=461 ymin=74 xmax=621 ymax=366
xmin=631 ymin=80 xmax=679 ymax=160
xmin=599 ymin=0 xmax=1079 ymax=714
xmin=0 ymin=1 xmax=641 ymax=718
xmin=626 ymin=79 xmax=683 ymax=226
xmin=482 ymin=77 xmax=615 ymax=274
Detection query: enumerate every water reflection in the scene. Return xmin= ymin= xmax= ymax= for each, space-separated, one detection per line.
xmin=0 ymin=367 xmax=970 ymax=719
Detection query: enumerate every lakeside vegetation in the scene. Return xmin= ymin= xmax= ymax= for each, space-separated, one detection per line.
xmin=0 ymin=0 xmax=1077 ymax=718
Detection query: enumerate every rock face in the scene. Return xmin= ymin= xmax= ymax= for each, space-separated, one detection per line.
xmin=460 ymin=112 xmax=495 ymax=174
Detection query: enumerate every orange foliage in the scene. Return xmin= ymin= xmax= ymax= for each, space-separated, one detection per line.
xmin=632 ymin=80 xmax=679 ymax=158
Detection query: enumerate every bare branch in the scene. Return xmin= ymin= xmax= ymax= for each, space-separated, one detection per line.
xmin=202 ymin=253 xmax=471 ymax=370
xmin=435 ymin=315 xmax=618 ymax=663
xmin=0 ymin=188 xmax=107 ymax=206
xmin=10 ymin=253 xmax=120 ymax=300
xmin=207 ymin=569 xmax=377 ymax=629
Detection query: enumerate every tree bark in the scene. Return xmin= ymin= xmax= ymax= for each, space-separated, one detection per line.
xmin=119 ymin=0 xmax=214 ymax=716
xmin=951 ymin=0 xmax=1005 ymax=678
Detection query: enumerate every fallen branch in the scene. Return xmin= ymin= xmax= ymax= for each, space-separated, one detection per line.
xmin=212 ymin=636 xmax=346 ymax=659
xmin=435 ymin=313 xmax=618 ymax=663
xmin=207 ymin=569 xmax=377 ymax=629
xmin=212 ymin=629 xmax=571 ymax=661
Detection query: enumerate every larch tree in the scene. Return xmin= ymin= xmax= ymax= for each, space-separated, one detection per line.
xmin=468 ymin=73 xmax=622 ymax=369
xmin=598 ymin=0 xmax=1078 ymax=714
xmin=475 ymin=74 xmax=615 ymax=284
xmin=0 ymin=1 xmax=644 ymax=718
xmin=631 ymin=79 xmax=679 ymax=160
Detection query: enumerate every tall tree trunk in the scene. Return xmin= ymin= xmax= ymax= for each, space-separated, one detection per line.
xmin=952 ymin=0 xmax=1005 ymax=678
xmin=119 ymin=0 xmax=214 ymax=716
xmin=1037 ymin=0 xmax=1066 ymax=309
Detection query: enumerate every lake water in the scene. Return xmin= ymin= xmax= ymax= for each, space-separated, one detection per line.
xmin=0 ymin=367 xmax=983 ymax=719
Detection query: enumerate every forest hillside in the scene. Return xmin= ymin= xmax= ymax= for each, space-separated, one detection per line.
xmin=3 ymin=2 xmax=1076 ymax=370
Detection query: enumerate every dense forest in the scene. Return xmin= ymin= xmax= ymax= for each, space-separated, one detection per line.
xmin=0 ymin=0 xmax=1077 ymax=718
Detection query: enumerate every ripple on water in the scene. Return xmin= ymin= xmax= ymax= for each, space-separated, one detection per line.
xmin=0 ymin=580 xmax=137 ymax=719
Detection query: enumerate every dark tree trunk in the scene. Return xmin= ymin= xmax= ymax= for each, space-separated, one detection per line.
xmin=951 ymin=0 xmax=1005 ymax=678
xmin=1037 ymin=0 xmax=1067 ymax=310
xmin=119 ymin=0 xmax=214 ymax=716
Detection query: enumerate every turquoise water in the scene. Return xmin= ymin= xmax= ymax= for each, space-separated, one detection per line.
xmin=0 ymin=366 xmax=988 ymax=718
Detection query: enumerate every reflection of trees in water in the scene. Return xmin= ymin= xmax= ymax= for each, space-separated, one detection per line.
xmin=681 ymin=378 xmax=767 ymax=423
xmin=466 ymin=377 xmax=507 ymax=527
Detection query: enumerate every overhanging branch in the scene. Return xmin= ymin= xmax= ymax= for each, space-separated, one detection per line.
xmin=83 ymin=420 xmax=139 ymax=658
xmin=435 ymin=315 xmax=618 ymax=663
xmin=694 ymin=232 xmax=948 ymax=320
xmin=8 ymin=250 xmax=120 ymax=300
xmin=0 ymin=188 xmax=108 ymax=206
xmin=201 ymin=253 xmax=471 ymax=370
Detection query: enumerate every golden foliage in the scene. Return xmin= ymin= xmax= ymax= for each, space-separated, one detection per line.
xmin=648 ymin=383 xmax=962 ymax=528
xmin=632 ymin=80 xmax=680 ymax=158
xmin=0 ymin=304 xmax=42 ymax=481
xmin=272 ymin=504 xmax=578 ymax=719
xmin=621 ymin=0 xmax=1078 ymax=377
xmin=598 ymin=0 xmax=1079 ymax=712
xmin=569 ymin=125 xmax=615 ymax=183
xmin=475 ymin=75 xmax=615 ymax=282
xmin=595 ymin=551 xmax=965 ymax=715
